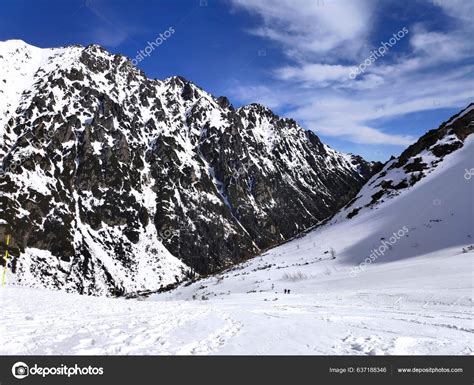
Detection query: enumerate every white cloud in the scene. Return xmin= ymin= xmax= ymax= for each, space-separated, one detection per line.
xmin=91 ymin=27 xmax=129 ymax=48
xmin=230 ymin=0 xmax=373 ymax=60
xmin=275 ymin=63 xmax=355 ymax=86
xmin=432 ymin=0 xmax=474 ymax=23
xmin=409 ymin=24 xmax=468 ymax=64
xmin=227 ymin=0 xmax=474 ymax=148
xmin=230 ymin=84 xmax=286 ymax=110
xmin=311 ymin=121 xmax=414 ymax=145
xmin=80 ymin=0 xmax=136 ymax=47
xmin=228 ymin=65 xmax=474 ymax=146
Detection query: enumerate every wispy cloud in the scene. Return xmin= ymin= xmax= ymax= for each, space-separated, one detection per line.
xmin=230 ymin=64 xmax=473 ymax=145
xmin=275 ymin=63 xmax=355 ymax=87
xmin=75 ymin=0 xmax=137 ymax=47
xmin=90 ymin=27 xmax=129 ymax=47
xmin=227 ymin=0 xmax=474 ymax=149
xmin=231 ymin=0 xmax=372 ymax=60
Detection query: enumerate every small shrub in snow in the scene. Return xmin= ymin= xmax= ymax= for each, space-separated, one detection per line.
xmin=282 ymin=271 xmax=307 ymax=281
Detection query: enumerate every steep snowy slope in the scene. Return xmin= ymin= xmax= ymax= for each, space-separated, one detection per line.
xmin=1 ymin=128 xmax=472 ymax=355
xmin=0 ymin=40 xmax=54 ymax=156
xmin=340 ymin=103 xmax=474 ymax=222
xmin=0 ymin=40 xmax=377 ymax=295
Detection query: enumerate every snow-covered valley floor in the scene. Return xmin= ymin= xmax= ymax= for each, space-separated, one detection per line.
xmin=1 ymin=132 xmax=473 ymax=356
xmin=1 ymin=247 xmax=472 ymax=355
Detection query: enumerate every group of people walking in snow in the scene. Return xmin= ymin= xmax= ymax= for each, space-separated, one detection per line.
xmin=271 ymin=283 xmax=291 ymax=294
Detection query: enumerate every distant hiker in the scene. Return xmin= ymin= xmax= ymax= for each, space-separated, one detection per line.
xmin=288 ymin=289 xmax=291 ymax=294
xmin=284 ymin=289 xmax=287 ymax=294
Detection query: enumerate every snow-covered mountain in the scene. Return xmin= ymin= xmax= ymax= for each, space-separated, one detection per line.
xmin=154 ymin=102 xmax=473 ymax=296
xmin=2 ymin=105 xmax=472 ymax=355
xmin=0 ymin=40 xmax=377 ymax=295
xmin=162 ymin=103 xmax=474 ymax=299
xmin=339 ymin=103 xmax=474 ymax=222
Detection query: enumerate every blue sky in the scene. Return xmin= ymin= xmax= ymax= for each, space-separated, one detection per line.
xmin=0 ymin=0 xmax=473 ymax=161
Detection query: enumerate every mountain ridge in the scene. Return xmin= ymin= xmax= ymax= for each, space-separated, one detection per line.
xmin=338 ymin=103 xmax=474 ymax=221
xmin=0 ymin=40 xmax=379 ymax=295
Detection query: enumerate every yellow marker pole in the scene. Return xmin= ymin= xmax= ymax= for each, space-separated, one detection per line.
xmin=2 ymin=235 xmax=10 ymax=286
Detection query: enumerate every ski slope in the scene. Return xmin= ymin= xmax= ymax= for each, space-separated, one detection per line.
xmin=0 ymin=136 xmax=472 ymax=355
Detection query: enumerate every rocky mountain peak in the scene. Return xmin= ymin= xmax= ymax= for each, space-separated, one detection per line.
xmin=0 ymin=40 xmax=378 ymax=296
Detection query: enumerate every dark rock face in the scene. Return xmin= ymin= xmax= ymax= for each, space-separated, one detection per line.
xmin=0 ymin=41 xmax=377 ymax=295
xmin=390 ymin=106 xmax=473 ymax=170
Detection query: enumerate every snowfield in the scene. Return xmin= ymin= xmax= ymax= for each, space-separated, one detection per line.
xmin=1 ymin=135 xmax=473 ymax=355
xmin=1 ymin=250 xmax=472 ymax=355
